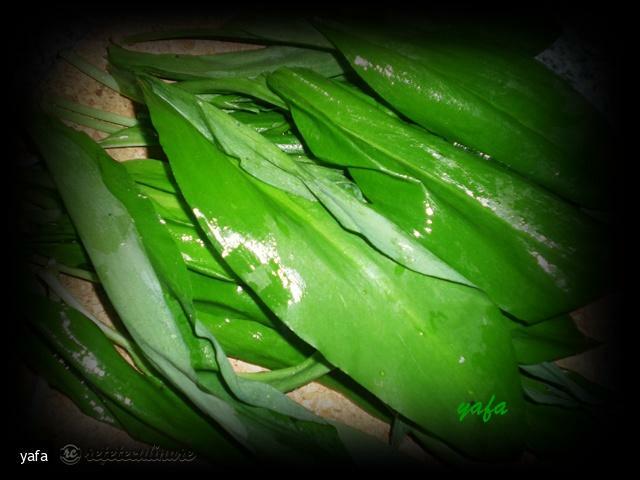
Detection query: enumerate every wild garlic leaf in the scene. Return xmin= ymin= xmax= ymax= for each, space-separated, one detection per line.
xmin=28 ymin=111 xmax=353 ymax=462
xmin=141 ymin=75 xmax=526 ymax=460
xmin=196 ymin=95 xmax=473 ymax=286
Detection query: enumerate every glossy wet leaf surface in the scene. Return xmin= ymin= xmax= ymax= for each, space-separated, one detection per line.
xmin=267 ymin=67 xmax=608 ymax=323
xmin=141 ymin=76 xmax=527 ymax=460
xmin=317 ymin=21 xmax=610 ymax=208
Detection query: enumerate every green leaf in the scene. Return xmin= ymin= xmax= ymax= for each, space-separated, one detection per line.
xmin=521 ymin=374 xmax=581 ymax=408
xmin=22 ymin=292 xmax=247 ymax=459
xmin=100 ymin=125 xmax=158 ymax=148
xmin=178 ymin=75 xmax=287 ymax=109
xmin=263 ymin=132 xmax=306 ymax=155
xmin=21 ymin=161 xmax=393 ymax=427
xmin=238 ymin=351 xmax=332 ymax=392
xmin=27 ymin=110 xmax=356 ymax=462
xmin=123 ymin=16 xmax=333 ymax=50
xmin=108 ymin=44 xmax=345 ymax=80
xmin=167 ymin=221 xmax=237 ymax=281
xmin=520 ymin=363 xmax=606 ymax=406
xmin=317 ymin=22 xmax=609 ymax=207
xmin=229 ymin=110 xmax=291 ymax=134
xmin=21 ymin=327 xmax=121 ymax=428
xmin=135 ymin=183 xmax=192 ymax=225
xmin=268 ymin=67 xmax=608 ymax=323
xmin=199 ymin=93 xmax=266 ymax=113
xmin=43 ymin=103 xmax=122 ymax=134
xmin=49 ymin=96 xmax=139 ymax=127
xmin=122 ymin=158 xmax=177 ymax=193
xmin=141 ymin=74 xmax=526 ymax=460
xmin=195 ymin=93 xmax=473 ymax=286
xmin=29 ymin=243 xmax=91 ymax=271
xmin=141 ymin=79 xmax=317 ymax=201
xmin=509 ymin=314 xmax=596 ymax=365
xmin=197 ymin=307 xmax=310 ymax=369
xmin=191 ymin=272 xmax=275 ymax=326
xmin=60 ymin=50 xmax=122 ymax=92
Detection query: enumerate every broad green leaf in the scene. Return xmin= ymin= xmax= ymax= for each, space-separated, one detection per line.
xmin=268 ymin=67 xmax=608 ymax=323
xmin=108 ymin=63 xmax=146 ymax=102
xmin=140 ymin=79 xmax=316 ymax=201
xmin=19 ymin=157 xmax=391 ymax=426
xmin=317 ymin=22 xmax=609 ymax=207
xmin=196 ymin=95 xmax=473 ymax=286
xmin=27 ymin=111 xmax=356 ymax=462
xmin=21 ymin=171 xmax=392 ymax=427
xmin=135 ymin=183 xmax=192 ymax=225
xmin=190 ymin=271 xmax=276 ymax=327
xmin=167 ymin=221 xmax=237 ymax=281
xmin=141 ymin=75 xmax=526 ymax=460
xmin=98 ymin=113 xmax=295 ymax=149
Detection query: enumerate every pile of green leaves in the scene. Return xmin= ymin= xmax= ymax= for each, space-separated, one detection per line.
xmin=19 ymin=15 xmax=613 ymax=468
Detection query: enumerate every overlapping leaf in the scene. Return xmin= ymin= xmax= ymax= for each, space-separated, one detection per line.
xmin=316 ymin=21 xmax=610 ymax=207
xmin=141 ymin=76 xmax=526 ymax=460
xmin=267 ymin=67 xmax=607 ymax=323
xmin=27 ymin=111 xmax=361 ymax=463
xmin=108 ymin=44 xmax=346 ymax=80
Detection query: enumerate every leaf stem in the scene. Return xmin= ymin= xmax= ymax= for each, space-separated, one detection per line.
xmin=59 ymin=50 xmax=121 ymax=92
xmin=238 ymin=351 xmax=333 ymax=392
xmin=43 ymin=103 xmax=121 ymax=134
xmin=50 ymin=96 xmax=138 ymax=127
xmin=31 ymin=256 xmax=98 ymax=283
